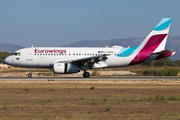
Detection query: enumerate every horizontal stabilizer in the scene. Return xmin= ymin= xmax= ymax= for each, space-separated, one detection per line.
xmin=145 ymin=50 xmax=176 ymax=62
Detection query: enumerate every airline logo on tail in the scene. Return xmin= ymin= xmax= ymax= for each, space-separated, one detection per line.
xmin=129 ymin=18 xmax=173 ymax=65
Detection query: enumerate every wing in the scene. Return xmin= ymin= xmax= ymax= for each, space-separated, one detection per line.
xmin=58 ymin=54 xmax=109 ymax=68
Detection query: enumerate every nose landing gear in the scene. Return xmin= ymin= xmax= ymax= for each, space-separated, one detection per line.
xmin=28 ymin=68 xmax=32 ymax=78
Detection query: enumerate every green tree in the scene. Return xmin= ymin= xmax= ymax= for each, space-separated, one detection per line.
xmin=142 ymin=58 xmax=177 ymax=66
xmin=0 ymin=52 xmax=11 ymax=63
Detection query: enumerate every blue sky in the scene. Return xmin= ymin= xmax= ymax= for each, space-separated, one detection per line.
xmin=0 ymin=0 xmax=180 ymax=47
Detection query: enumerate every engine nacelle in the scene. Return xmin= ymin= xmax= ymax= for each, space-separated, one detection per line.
xmin=53 ymin=63 xmax=80 ymax=74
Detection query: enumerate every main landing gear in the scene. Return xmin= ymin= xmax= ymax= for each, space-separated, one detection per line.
xmin=83 ymin=71 xmax=90 ymax=78
xmin=81 ymin=65 xmax=90 ymax=78
xmin=28 ymin=68 xmax=32 ymax=78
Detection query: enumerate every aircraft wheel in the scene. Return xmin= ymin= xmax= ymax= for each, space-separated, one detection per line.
xmin=28 ymin=73 xmax=32 ymax=78
xmin=83 ymin=72 xmax=90 ymax=78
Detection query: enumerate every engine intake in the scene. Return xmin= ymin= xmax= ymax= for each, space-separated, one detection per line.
xmin=53 ymin=63 xmax=80 ymax=74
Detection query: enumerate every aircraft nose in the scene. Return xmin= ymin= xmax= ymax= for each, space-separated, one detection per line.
xmin=4 ymin=56 xmax=12 ymax=65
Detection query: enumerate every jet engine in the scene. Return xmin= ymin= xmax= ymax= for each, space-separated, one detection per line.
xmin=53 ymin=63 xmax=80 ymax=74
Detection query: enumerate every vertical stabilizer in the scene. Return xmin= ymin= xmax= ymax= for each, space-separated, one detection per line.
xmin=136 ymin=18 xmax=171 ymax=54
xmin=130 ymin=18 xmax=172 ymax=65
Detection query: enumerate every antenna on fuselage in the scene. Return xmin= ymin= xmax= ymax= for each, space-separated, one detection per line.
xmin=31 ymin=45 xmax=34 ymax=48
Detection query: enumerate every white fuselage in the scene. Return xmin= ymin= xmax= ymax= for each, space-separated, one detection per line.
xmin=5 ymin=46 xmax=135 ymax=68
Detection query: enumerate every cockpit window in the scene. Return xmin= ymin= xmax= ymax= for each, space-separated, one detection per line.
xmin=12 ymin=52 xmax=21 ymax=56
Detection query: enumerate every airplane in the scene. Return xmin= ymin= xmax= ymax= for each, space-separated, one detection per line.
xmin=4 ymin=18 xmax=175 ymax=78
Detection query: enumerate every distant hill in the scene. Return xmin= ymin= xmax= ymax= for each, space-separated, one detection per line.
xmin=62 ymin=36 xmax=180 ymax=61
xmin=0 ymin=43 xmax=24 ymax=53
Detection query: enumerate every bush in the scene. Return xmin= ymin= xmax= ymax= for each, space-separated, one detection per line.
xmin=91 ymin=98 xmax=96 ymax=105
xmin=142 ymin=68 xmax=178 ymax=76
xmin=42 ymin=113 xmax=52 ymax=120
xmin=81 ymin=95 xmax=85 ymax=100
xmin=25 ymin=87 xmax=29 ymax=92
xmin=155 ymin=92 xmax=165 ymax=101
xmin=142 ymin=58 xmax=179 ymax=66
xmin=87 ymin=110 xmax=92 ymax=114
xmin=90 ymin=86 xmax=95 ymax=90
xmin=3 ymin=105 xmax=7 ymax=110
xmin=168 ymin=94 xmax=180 ymax=101
xmin=91 ymin=70 xmax=101 ymax=77
xmin=105 ymin=102 xmax=111 ymax=111
xmin=103 ymin=98 xmax=107 ymax=102
xmin=175 ymin=60 xmax=180 ymax=66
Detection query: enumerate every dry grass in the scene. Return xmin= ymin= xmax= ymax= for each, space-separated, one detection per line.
xmin=1 ymin=65 xmax=180 ymax=77
xmin=0 ymin=81 xmax=179 ymax=119
xmin=0 ymin=67 xmax=136 ymax=77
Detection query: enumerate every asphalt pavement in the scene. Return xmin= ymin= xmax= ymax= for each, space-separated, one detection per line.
xmin=0 ymin=76 xmax=180 ymax=81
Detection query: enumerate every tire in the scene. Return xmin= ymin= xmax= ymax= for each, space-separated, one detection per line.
xmin=28 ymin=74 xmax=32 ymax=78
xmin=83 ymin=72 xmax=90 ymax=78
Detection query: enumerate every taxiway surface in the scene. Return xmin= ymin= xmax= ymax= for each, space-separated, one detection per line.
xmin=0 ymin=76 xmax=180 ymax=81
